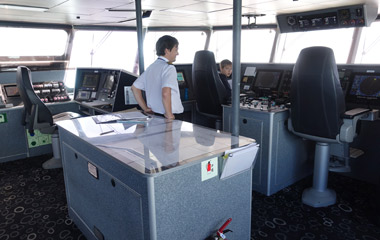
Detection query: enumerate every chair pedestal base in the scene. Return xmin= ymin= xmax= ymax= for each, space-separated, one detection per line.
xmin=42 ymin=133 xmax=62 ymax=169
xmin=42 ymin=157 xmax=62 ymax=169
xmin=302 ymin=187 xmax=336 ymax=208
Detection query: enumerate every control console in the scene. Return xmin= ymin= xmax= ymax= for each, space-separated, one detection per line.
xmin=240 ymin=96 xmax=286 ymax=112
xmin=32 ymin=81 xmax=70 ymax=103
xmin=0 ymin=81 xmax=70 ymax=107
xmin=74 ymin=68 xmax=138 ymax=113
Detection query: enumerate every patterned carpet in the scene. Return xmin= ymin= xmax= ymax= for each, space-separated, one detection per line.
xmin=251 ymin=173 xmax=380 ymax=240
xmin=0 ymin=155 xmax=84 ymax=240
xmin=1 ymin=155 xmax=379 ymax=240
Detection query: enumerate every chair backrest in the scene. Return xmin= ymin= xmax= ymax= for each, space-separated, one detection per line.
xmin=192 ymin=50 xmax=228 ymax=117
xmin=290 ymin=47 xmax=345 ymax=140
xmin=16 ymin=66 xmax=53 ymax=129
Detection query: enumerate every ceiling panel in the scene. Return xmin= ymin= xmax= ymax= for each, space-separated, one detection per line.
xmin=142 ymin=0 xmax=199 ymax=9
xmin=0 ymin=0 xmax=377 ymax=27
xmin=48 ymin=6 xmax=105 ymax=15
xmin=171 ymin=2 xmax=232 ymax=13
xmin=244 ymin=1 xmax=314 ymax=12
xmin=54 ymin=0 xmax=126 ymax=9
xmin=0 ymin=0 xmax=68 ymax=8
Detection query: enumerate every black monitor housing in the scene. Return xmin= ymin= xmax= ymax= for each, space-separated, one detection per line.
xmin=252 ymin=70 xmax=282 ymax=97
xmin=74 ymin=68 xmax=138 ymax=112
xmin=346 ymin=72 xmax=380 ymax=106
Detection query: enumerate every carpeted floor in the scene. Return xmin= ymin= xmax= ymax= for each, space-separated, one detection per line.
xmin=1 ymin=155 xmax=379 ymax=240
xmin=251 ymin=172 xmax=380 ymax=240
xmin=0 ymin=155 xmax=84 ymax=240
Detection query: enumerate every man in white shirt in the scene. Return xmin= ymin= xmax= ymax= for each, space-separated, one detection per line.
xmin=132 ymin=35 xmax=184 ymax=120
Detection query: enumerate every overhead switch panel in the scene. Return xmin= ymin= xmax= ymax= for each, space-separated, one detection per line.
xmin=276 ymin=4 xmax=378 ymax=33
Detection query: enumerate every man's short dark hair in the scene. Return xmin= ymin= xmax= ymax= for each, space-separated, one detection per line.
xmin=156 ymin=35 xmax=179 ymax=56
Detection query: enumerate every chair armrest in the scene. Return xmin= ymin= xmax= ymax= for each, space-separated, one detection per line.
xmin=340 ymin=108 xmax=370 ymax=143
xmin=343 ymin=108 xmax=370 ymax=119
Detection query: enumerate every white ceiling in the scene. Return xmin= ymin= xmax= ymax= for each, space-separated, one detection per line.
xmin=0 ymin=0 xmax=378 ymax=27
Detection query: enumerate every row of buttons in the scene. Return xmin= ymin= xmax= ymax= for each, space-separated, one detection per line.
xmin=33 ymin=82 xmax=63 ymax=89
xmin=40 ymin=95 xmax=69 ymax=103
xmin=34 ymin=89 xmax=63 ymax=94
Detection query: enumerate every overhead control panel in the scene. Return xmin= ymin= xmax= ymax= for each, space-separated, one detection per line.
xmin=277 ymin=4 xmax=378 ymax=33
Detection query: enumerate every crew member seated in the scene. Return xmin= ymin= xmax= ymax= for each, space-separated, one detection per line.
xmin=192 ymin=50 xmax=229 ymax=130
xmin=218 ymin=59 xmax=232 ymax=99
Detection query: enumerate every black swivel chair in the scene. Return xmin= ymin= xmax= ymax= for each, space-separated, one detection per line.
xmin=192 ymin=50 xmax=229 ymax=130
xmin=288 ymin=47 xmax=370 ymax=207
xmin=17 ymin=66 xmax=81 ymax=169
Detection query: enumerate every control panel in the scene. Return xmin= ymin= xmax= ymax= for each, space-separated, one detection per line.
xmin=239 ymin=63 xmax=380 ymax=110
xmin=277 ymin=70 xmax=292 ymax=102
xmin=240 ymin=96 xmax=287 ymax=112
xmin=277 ymin=4 xmax=378 ymax=33
xmin=32 ymin=81 xmax=70 ymax=103
xmin=0 ymin=81 xmax=70 ymax=107
xmin=338 ymin=68 xmax=352 ymax=96
xmin=74 ymin=68 xmax=138 ymax=113
xmin=174 ymin=65 xmax=194 ymax=101
xmin=240 ymin=65 xmax=293 ymax=106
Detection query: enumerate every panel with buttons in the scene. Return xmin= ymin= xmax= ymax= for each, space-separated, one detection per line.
xmin=32 ymin=81 xmax=70 ymax=103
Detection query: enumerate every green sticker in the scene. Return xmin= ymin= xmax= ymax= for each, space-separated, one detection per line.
xmin=26 ymin=129 xmax=52 ymax=148
xmin=0 ymin=113 xmax=7 ymax=123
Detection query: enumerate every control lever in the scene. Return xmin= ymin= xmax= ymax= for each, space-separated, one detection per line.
xmin=267 ymin=101 xmax=272 ymax=111
xmin=241 ymin=97 xmax=247 ymax=106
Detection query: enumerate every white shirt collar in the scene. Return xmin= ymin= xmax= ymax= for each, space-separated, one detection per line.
xmin=158 ymin=56 xmax=169 ymax=62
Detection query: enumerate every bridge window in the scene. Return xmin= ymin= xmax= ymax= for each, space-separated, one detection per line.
xmin=355 ymin=21 xmax=380 ymax=64
xmin=67 ymin=30 xmax=138 ymax=87
xmin=275 ymin=28 xmax=354 ymax=63
xmin=0 ymin=27 xmax=67 ymax=57
xmin=209 ymin=29 xmax=276 ymax=63
xmin=143 ymin=31 xmax=207 ymax=66
xmin=69 ymin=30 xmax=138 ymax=71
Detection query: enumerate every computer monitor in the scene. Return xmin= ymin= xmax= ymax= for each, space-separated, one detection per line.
xmin=177 ymin=71 xmax=185 ymax=84
xmin=346 ymin=73 xmax=380 ymax=104
xmin=82 ymin=73 xmax=100 ymax=91
xmin=251 ymin=70 xmax=282 ymax=97
xmin=103 ymin=75 xmax=115 ymax=91
xmin=253 ymin=70 xmax=282 ymax=90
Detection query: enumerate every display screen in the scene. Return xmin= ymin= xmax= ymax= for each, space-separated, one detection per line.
xmin=177 ymin=71 xmax=185 ymax=83
xmin=253 ymin=70 xmax=282 ymax=90
xmin=240 ymin=76 xmax=254 ymax=92
xmin=76 ymin=90 xmax=90 ymax=100
xmin=103 ymin=75 xmax=115 ymax=90
xmin=82 ymin=73 xmax=100 ymax=90
xmin=4 ymin=85 xmax=20 ymax=97
xmin=349 ymin=74 xmax=380 ymax=99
